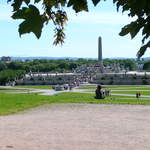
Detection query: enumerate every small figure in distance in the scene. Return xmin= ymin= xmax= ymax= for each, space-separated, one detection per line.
xmin=95 ymin=85 xmax=104 ymax=99
xmin=138 ymin=92 xmax=141 ymax=98
xmin=136 ymin=92 xmax=139 ymax=98
xmin=136 ymin=92 xmax=141 ymax=98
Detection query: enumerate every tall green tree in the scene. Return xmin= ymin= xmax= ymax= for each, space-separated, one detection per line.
xmin=5 ymin=0 xmax=150 ymax=57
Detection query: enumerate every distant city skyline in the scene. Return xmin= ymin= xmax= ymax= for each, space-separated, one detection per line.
xmin=0 ymin=1 xmax=149 ymax=58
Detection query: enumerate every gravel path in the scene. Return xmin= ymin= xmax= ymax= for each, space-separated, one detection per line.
xmin=1 ymin=104 xmax=150 ymax=150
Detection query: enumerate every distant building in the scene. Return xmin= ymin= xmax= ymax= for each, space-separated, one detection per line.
xmin=1 ymin=56 xmax=11 ymax=61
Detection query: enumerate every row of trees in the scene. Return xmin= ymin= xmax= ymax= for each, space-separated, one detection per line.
xmin=1 ymin=58 xmax=150 ymax=85
xmin=0 ymin=58 xmax=138 ymax=73
xmin=0 ymin=69 xmax=25 ymax=85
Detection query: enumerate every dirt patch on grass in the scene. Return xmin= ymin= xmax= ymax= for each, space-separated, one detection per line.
xmin=1 ymin=104 xmax=150 ymax=150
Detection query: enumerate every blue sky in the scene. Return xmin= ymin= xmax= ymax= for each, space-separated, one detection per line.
xmin=0 ymin=0 xmax=148 ymax=58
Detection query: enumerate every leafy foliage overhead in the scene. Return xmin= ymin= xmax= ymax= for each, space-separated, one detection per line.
xmin=113 ymin=0 xmax=150 ymax=58
xmin=12 ymin=5 xmax=47 ymax=38
xmin=7 ymin=0 xmax=150 ymax=57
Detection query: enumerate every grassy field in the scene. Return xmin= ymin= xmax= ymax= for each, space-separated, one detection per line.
xmin=15 ymin=85 xmax=52 ymax=89
xmin=110 ymin=86 xmax=150 ymax=90
xmin=105 ymin=85 xmax=150 ymax=88
xmin=0 ymin=92 xmax=97 ymax=115
xmin=112 ymin=90 xmax=150 ymax=96
xmin=77 ymin=86 xmax=96 ymax=89
xmin=0 ymin=92 xmax=150 ymax=115
xmin=1 ymin=85 xmax=150 ymax=115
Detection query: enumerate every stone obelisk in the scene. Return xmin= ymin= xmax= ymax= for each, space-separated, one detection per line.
xmin=98 ymin=36 xmax=104 ymax=73
xmin=98 ymin=36 xmax=103 ymax=65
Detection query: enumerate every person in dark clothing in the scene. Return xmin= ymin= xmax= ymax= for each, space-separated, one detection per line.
xmin=95 ymin=85 xmax=104 ymax=99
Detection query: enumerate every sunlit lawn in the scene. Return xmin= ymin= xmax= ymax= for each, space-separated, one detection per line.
xmin=15 ymin=85 xmax=52 ymax=89
xmin=0 ymin=87 xmax=30 ymax=93
xmin=112 ymin=90 xmax=150 ymax=96
xmin=0 ymin=91 xmax=150 ymax=115
xmin=1 ymin=85 xmax=150 ymax=115
xmin=83 ymin=86 xmax=150 ymax=93
xmin=77 ymin=86 xmax=96 ymax=89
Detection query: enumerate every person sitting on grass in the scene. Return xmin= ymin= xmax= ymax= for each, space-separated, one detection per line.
xmin=95 ymin=85 xmax=105 ymax=99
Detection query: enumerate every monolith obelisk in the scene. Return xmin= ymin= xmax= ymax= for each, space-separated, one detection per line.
xmin=98 ymin=36 xmax=103 ymax=65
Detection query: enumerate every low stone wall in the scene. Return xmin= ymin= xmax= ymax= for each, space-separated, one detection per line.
xmin=89 ymin=72 xmax=150 ymax=85
xmin=16 ymin=72 xmax=150 ymax=85
xmin=16 ymin=80 xmax=71 ymax=85
xmin=90 ymin=79 xmax=150 ymax=85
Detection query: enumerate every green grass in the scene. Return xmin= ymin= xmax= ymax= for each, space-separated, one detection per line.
xmin=105 ymin=85 xmax=149 ymax=88
xmin=0 ymin=87 xmax=31 ymax=93
xmin=111 ymin=87 xmax=150 ymax=90
xmin=15 ymin=85 xmax=52 ymax=89
xmin=0 ymin=92 xmax=96 ymax=115
xmin=1 ymin=91 xmax=150 ymax=115
xmin=1 ymin=84 xmax=150 ymax=115
xmin=0 ymin=87 xmax=20 ymax=90
xmin=112 ymin=90 xmax=150 ymax=96
xmin=84 ymin=86 xmax=150 ymax=92
xmin=77 ymin=86 xmax=96 ymax=89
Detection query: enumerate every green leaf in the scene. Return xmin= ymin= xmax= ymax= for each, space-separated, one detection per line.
xmin=44 ymin=0 xmax=60 ymax=8
xmin=53 ymin=28 xmax=65 ymax=45
xmin=137 ymin=41 xmax=150 ymax=58
xmin=67 ymin=0 xmax=88 ymax=12
xmin=34 ymin=0 xmax=41 ymax=3
xmin=19 ymin=19 xmax=43 ymax=38
xmin=12 ymin=7 xmax=28 ymax=19
xmin=91 ymin=0 xmax=101 ymax=6
xmin=12 ymin=5 xmax=47 ymax=39
xmin=119 ymin=25 xmax=130 ymax=36
xmin=24 ymin=0 xmax=30 ymax=5
xmin=11 ymin=0 xmax=30 ymax=11
xmin=119 ymin=21 xmax=143 ymax=39
xmin=12 ymin=0 xmax=23 ymax=11
xmin=59 ymin=0 xmax=67 ymax=6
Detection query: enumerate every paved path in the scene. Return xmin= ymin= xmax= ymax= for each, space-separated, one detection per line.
xmin=1 ymin=85 xmax=150 ymax=98
xmin=1 ymin=104 xmax=150 ymax=150
xmin=5 ymin=86 xmax=150 ymax=98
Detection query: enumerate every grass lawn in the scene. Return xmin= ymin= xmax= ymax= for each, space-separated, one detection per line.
xmin=105 ymin=85 xmax=149 ymax=88
xmin=112 ymin=90 xmax=150 ymax=96
xmin=0 ymin=87 xmax=30 ymax=93
xmin=77 ymin=86 xmax=96 ymax=89
xmin=1 ymin=91 xmax=150 ymax=115
xmin=1 ymin=84 xmax=150 ymax=115
xmin=0 ymin=92 xmax=96 ymax=115
xmin=15 ymin=85 xmax=52 ymax=89
xmin=84 ymin=87 xmax=150 ymax=92
xmin=111 ymin=87 xmax=150 ymax=90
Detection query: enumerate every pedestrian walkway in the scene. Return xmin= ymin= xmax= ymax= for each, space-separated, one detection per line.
xmin=2 ymin=86 xmax=150 ymax=99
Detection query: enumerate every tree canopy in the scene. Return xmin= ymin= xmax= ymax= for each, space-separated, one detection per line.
xmin=7 ymin=0 xmax=150 ymax=57
xmin=0 ymin=58 xmax=137 ymax=73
